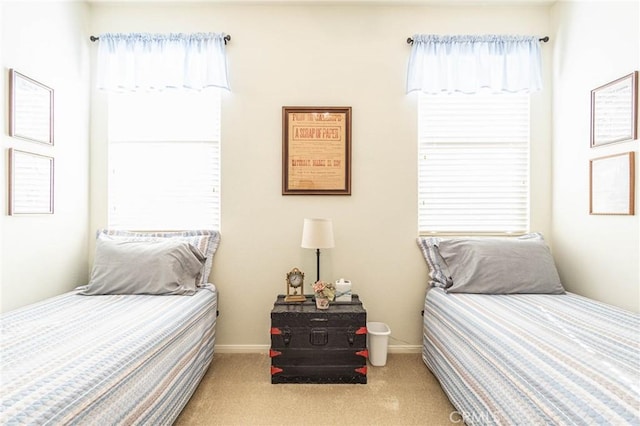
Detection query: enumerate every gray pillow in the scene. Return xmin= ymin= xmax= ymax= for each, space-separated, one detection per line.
xmin=82 ymin=237 xmax=206 ymax=296
xmin=96 ymin=229 xmax=220 ymax=286
xmin=438 ymin=237 xmax=565 ymax=294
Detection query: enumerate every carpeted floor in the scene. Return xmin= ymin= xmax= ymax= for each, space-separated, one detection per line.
xmin=175 ymin=353 xmax=456 ymax=426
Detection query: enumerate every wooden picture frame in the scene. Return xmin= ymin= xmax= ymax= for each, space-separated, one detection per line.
xmin=590 ymin=71 xmax=638 ymax=147
xmin=8 ymin=148 xmax=55 ymax=215
xmin=282 ymin=106 xmax=351 ymax=195
xmin=9 ymin=69 xmax=54 ymax=145
xmin=589 ymin=151 xmax=635 ymax=215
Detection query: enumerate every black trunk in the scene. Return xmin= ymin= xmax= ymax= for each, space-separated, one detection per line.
xmin=270 ymin=295 xmax=368 ymax=384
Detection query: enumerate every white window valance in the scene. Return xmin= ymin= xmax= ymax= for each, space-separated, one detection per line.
xmin=407 ymin=35 xmax=542 ymax=94
xmin=96 ymin=32 xmax=230 ymax=92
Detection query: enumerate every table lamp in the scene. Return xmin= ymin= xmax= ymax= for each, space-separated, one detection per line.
xmin=301 ymin=218 xmax=335 ymax=283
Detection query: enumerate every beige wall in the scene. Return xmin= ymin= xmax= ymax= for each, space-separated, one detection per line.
xmin=0 ymin=1 xmax=91 ymax=312
xmin=90 ymin=3 xmax=552 ymax=351
xmin=550 ymin=0 xmax=639 ymax=312
xmin=7 ymin=1 xmax=635 ymax=352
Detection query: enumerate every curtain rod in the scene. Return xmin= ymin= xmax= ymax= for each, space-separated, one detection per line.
xmin=406 ymin=36 xmax=549 ymax=44
xmin=89 ymin=34 xmax=231 ymax=44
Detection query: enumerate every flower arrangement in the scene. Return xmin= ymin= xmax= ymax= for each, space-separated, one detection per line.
xmin=312 ymin=280 xmax=336 ymax=301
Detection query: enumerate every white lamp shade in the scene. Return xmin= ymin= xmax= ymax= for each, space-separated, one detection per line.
xmin=301 ymin=218 xmax=335 ymax=249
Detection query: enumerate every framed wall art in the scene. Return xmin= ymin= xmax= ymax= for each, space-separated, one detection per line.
xmin=590 ymin=71 xmax=638 ymax=147
xmin=9 ymin=69 xmax=54 ymax=145
xmin=589 ymin=151 xmax=635 ymax=215
xmin=282 ymin=106 xmax=351 ymax=195
xmin=8 ymin=148 xmax=55 ymax=215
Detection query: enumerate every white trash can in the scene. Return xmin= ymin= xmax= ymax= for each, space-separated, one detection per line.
xmin=367 ymin=322 xmax=391 ymax=366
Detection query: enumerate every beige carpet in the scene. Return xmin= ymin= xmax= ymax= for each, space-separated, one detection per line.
xmin=175 ymin=353 xmax=456 ymax=426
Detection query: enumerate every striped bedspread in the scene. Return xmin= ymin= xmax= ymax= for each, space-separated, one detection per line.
xmin=0 ymin=285 xmax=217 ymax=425
xmin=423 ymin=288 xmax=640 ymax=425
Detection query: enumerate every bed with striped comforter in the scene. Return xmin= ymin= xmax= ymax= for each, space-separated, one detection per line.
xmin=423 ymin=288 xmax=640 ymax=425
xmin=0 ymin=284 xmax=217 ymax=425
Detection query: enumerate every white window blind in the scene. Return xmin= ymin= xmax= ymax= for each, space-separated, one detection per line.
xmin=108 ymin=89 xmax=221 ymax=230
xmin=418 ymin=92 xmax=530 ymax=235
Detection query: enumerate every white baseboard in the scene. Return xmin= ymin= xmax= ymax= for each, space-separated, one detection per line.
xmin=215 ymin=344 xmax=422 ymax=354
xmin=388 ymin=345 xmax=422 ymax=354
xmin=215 ymin=344 xmax=270 ymax=354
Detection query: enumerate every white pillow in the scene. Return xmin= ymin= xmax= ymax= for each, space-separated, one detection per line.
xmin=416 ymin=237 xmax=453 ymax=288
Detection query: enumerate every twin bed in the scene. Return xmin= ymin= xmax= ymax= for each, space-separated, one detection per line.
xmin=0 ymin=229 xmax=220 ymax=425
xmin=418 ymin=234 xmax=640 ymax=425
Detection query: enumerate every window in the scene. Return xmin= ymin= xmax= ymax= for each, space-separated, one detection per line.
xmin=108 ymin=89 xmax=221 ymax=230
xmin=418 ymin=92 xmax=530 ymax=235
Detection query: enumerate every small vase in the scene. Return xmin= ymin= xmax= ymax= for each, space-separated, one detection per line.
xmin=315 ymin=296 xmax=330 ymax=310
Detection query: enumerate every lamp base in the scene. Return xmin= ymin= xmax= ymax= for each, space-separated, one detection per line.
xmin=284 ymin=294 xmax=307 ymax=303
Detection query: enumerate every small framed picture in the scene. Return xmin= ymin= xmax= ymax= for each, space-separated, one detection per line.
xmin=590 ymin=71 xmax=638 ymax=147
xmin=282 ymin=106 xmax=352 ymax=195
xmin=8 ymin=149 xmax=55 ymax=215
xmin=9 ymin=69 xmax=54 ymax=145
xmin=589 ymin=151 xmax=635 ymax=215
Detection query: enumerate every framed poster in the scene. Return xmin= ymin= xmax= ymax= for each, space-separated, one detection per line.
xmin=282 ymin=106 xmax=351 ymax=195
xmin=590 ymin=71 xmax=638 ymax=147
xmin=589 ymin=151 xmax=635 ymax=215
xmin=8 ymin=149 xmax=55 ymax=215
xmin=9 ymin=69 xmax=54 ymax=145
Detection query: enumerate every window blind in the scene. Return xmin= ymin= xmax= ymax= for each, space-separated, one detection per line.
xmin=108 ymin=89 xmax=221 ymax=230
xmin=418 ymin=92 xmax=530 ymax=235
